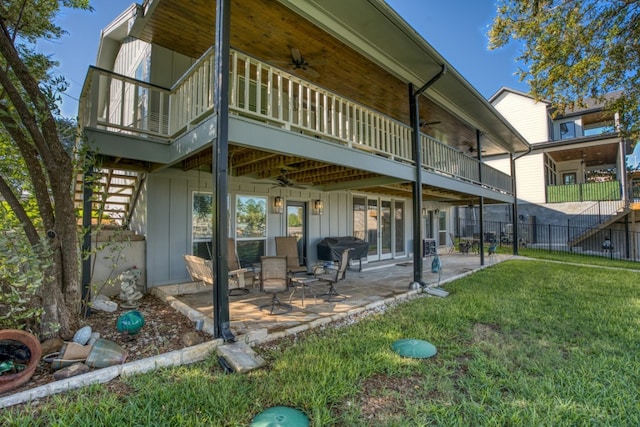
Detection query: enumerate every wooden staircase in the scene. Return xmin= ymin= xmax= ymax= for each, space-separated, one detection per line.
xmin=75 ymin=168 xmax=144 ymax=227
xmin=568 ymin=204 xmax=630 ymax=247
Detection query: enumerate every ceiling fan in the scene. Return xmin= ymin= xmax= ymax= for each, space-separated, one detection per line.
xmin=272 ymin=48 xmax=323 ymax=78
xmin=464 ymin=142 xmax=486 ymax=154
xmin=273 ymin=170 xmax=307 ymax=189
xmin=419 ymin=120 xmax=441 ymax=128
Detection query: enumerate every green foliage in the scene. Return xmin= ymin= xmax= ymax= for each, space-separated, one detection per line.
xmin=0 ymin=229 xmax=51 ymax=332
xmin=0 ymin=0 xmax=94 ymax=335
xmin=489 ymin=0 xmax=640 ymax=142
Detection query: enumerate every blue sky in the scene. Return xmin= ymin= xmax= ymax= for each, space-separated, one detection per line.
xmin=41 ymin=1 xmax=529 ymax=119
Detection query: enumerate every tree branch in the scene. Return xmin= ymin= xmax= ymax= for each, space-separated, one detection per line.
xmin=0 ymin=173 xmax=40 ymax=246
xmin=0 ymin=103 xmax=55 ymax=231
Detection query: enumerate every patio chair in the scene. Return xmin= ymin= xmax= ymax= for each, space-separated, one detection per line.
xmin=448 ymin=232 xmax=456 ymax=253
xmin=184 ymin=254 xmax=248 ymax=296
xmin=258 ymin=256 xmax=292 ymax=314
xmin=228 ymin=238 xmax=258 ymax=288
xmin=314 ymin=248 xmax=352 ymax=302
xmin=275 ymin=236 xmax=307 ymax=276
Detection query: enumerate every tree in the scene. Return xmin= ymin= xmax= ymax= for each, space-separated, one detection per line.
xmin=0 ymin=0 xmax=92 ymax=338
xmin=489 ymin=0 xmax=640 ymax=141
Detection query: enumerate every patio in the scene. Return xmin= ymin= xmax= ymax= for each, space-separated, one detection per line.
xmin=152 ymin=253 xmax=508 ymax=344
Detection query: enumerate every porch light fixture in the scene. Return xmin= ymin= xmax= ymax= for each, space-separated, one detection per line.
xmin=312 ymin=199 xmax=324 ymax=215
xmin=273 ymin=196 xmax=284 ymax=214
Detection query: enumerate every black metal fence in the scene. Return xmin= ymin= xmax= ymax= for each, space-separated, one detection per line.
xmin=456 ymin=218 xmax=639 ymax=262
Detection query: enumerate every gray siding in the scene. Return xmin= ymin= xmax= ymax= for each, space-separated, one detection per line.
xmin=141 ymin=171 xmax=414 ymax=288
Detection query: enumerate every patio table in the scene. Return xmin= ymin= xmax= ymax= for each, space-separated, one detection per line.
xmin=288 ymin=276 xmax=319 ymax=307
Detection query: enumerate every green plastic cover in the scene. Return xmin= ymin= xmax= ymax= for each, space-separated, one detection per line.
xmin=392 ymin=338 xmax=437 ymax=359
xmin=251 ymin=406 xmax=309 ymax=427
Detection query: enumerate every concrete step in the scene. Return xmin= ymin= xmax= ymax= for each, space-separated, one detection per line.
xmin=216 ymin=341 xmax=265 ymax=373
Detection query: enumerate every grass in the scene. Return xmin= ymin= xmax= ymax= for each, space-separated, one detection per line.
xmin=3 ymin=259 xmax=640 ymax=426
xmin=500 ymin=245 xmax=640 ymax=270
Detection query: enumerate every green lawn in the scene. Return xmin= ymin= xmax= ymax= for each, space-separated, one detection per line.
xmin=3 ymin=259 xmax=639 ymax=426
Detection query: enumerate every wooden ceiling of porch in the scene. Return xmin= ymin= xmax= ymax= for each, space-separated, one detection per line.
xmin=182 ymin=146 xmax=494 ymax=205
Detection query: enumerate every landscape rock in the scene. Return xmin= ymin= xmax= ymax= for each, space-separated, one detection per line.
xmin=52 ymin=363 xmax=90 ymax=380
xmin=181 ymin=332 xmax=203 ymax=347
xmin=92 ymin=294 xmax=118 ymax=312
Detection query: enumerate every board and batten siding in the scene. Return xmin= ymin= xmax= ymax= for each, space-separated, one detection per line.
xmin=145 ymin=172 xmax=193 ymax=287
xmin=114 ymin=37 xmax=151 ymax=79
xmin=136 ymin=170 xmax=414 ymax=288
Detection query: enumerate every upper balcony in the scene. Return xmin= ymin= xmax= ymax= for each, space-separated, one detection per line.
xmin=79 ymin=47 xmax=513 ymax=198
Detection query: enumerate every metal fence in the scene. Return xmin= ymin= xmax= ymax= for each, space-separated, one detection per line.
xmin=456 ymin=218 xmax=639 ymax=262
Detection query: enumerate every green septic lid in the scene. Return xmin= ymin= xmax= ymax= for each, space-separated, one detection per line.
xmin=392 ymin=338 xmax=437 ymax=359
xmin=251 ymin=406 xmax=309 ymax=427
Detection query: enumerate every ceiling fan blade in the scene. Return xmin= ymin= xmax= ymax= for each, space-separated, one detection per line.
xmin=301 ymin=67 xmax=320 ymax=78
xmin=291 ymin=47 xmax=302 ymax=63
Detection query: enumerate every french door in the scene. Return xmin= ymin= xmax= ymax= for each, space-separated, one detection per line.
xmin=354 ymin=196 xmax=394 ymax=262
xmin=285 ymin=201 xmax=307 ymax=265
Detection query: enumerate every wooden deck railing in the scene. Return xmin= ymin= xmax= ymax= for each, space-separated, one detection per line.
xmin=79 ymin=48 xmax=512 ymax=193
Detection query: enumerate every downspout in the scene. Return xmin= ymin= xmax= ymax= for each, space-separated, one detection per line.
xmin=476 ymin=129 xmax=485 ymax=265
xmin=510 ymin=145 xmax=532 ymax=255
xmin=212 ymin=0 xmax=234 ymax=342
xmin=409 ymin=64 xmax=447 ymax=289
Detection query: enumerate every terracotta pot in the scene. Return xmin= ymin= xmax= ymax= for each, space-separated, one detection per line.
xmin=0 ymin=329 xmax=42 ymax=395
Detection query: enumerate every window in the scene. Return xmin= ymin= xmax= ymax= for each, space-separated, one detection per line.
xmin=438 ymin=211 xmax=447 ymax=246
xmin=544 ymin=154 xmax=557 ymax=186
xmin=394 ymin=201 xmax=405 ymax=254
xmin=235 ymin=195 xmax=267 ymax=263
xmin=192 ymin=192 xmax=213 ymax=259
xmin=353 ymin=196 xmax=366 ymax=241
xmin=583 ymin=121 xmax=614 ymax=136
xmin=559 ymin=122 xmax=576 ymax=140
xmin=563 ymin=172 xmax=577 ymax=185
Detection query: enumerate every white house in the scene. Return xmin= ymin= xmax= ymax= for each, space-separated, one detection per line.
xmin=77 ymin=0 xmax=530 ymax=337
xmin=484 ymin=88 xmax=636 ymax=256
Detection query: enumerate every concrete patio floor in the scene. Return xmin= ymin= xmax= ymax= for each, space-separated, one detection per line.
xmin=152 ymin=252 xmax=509 ymax=344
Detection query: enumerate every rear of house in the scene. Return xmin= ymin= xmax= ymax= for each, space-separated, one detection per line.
xmin=78 ymin=0 xmax=530 ymax=294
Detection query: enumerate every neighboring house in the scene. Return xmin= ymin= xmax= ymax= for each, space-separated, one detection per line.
xmin=77 ymin=1 xmax=529 ymax=297
xmin=483 ymin=88 xmax=636 ymax=256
